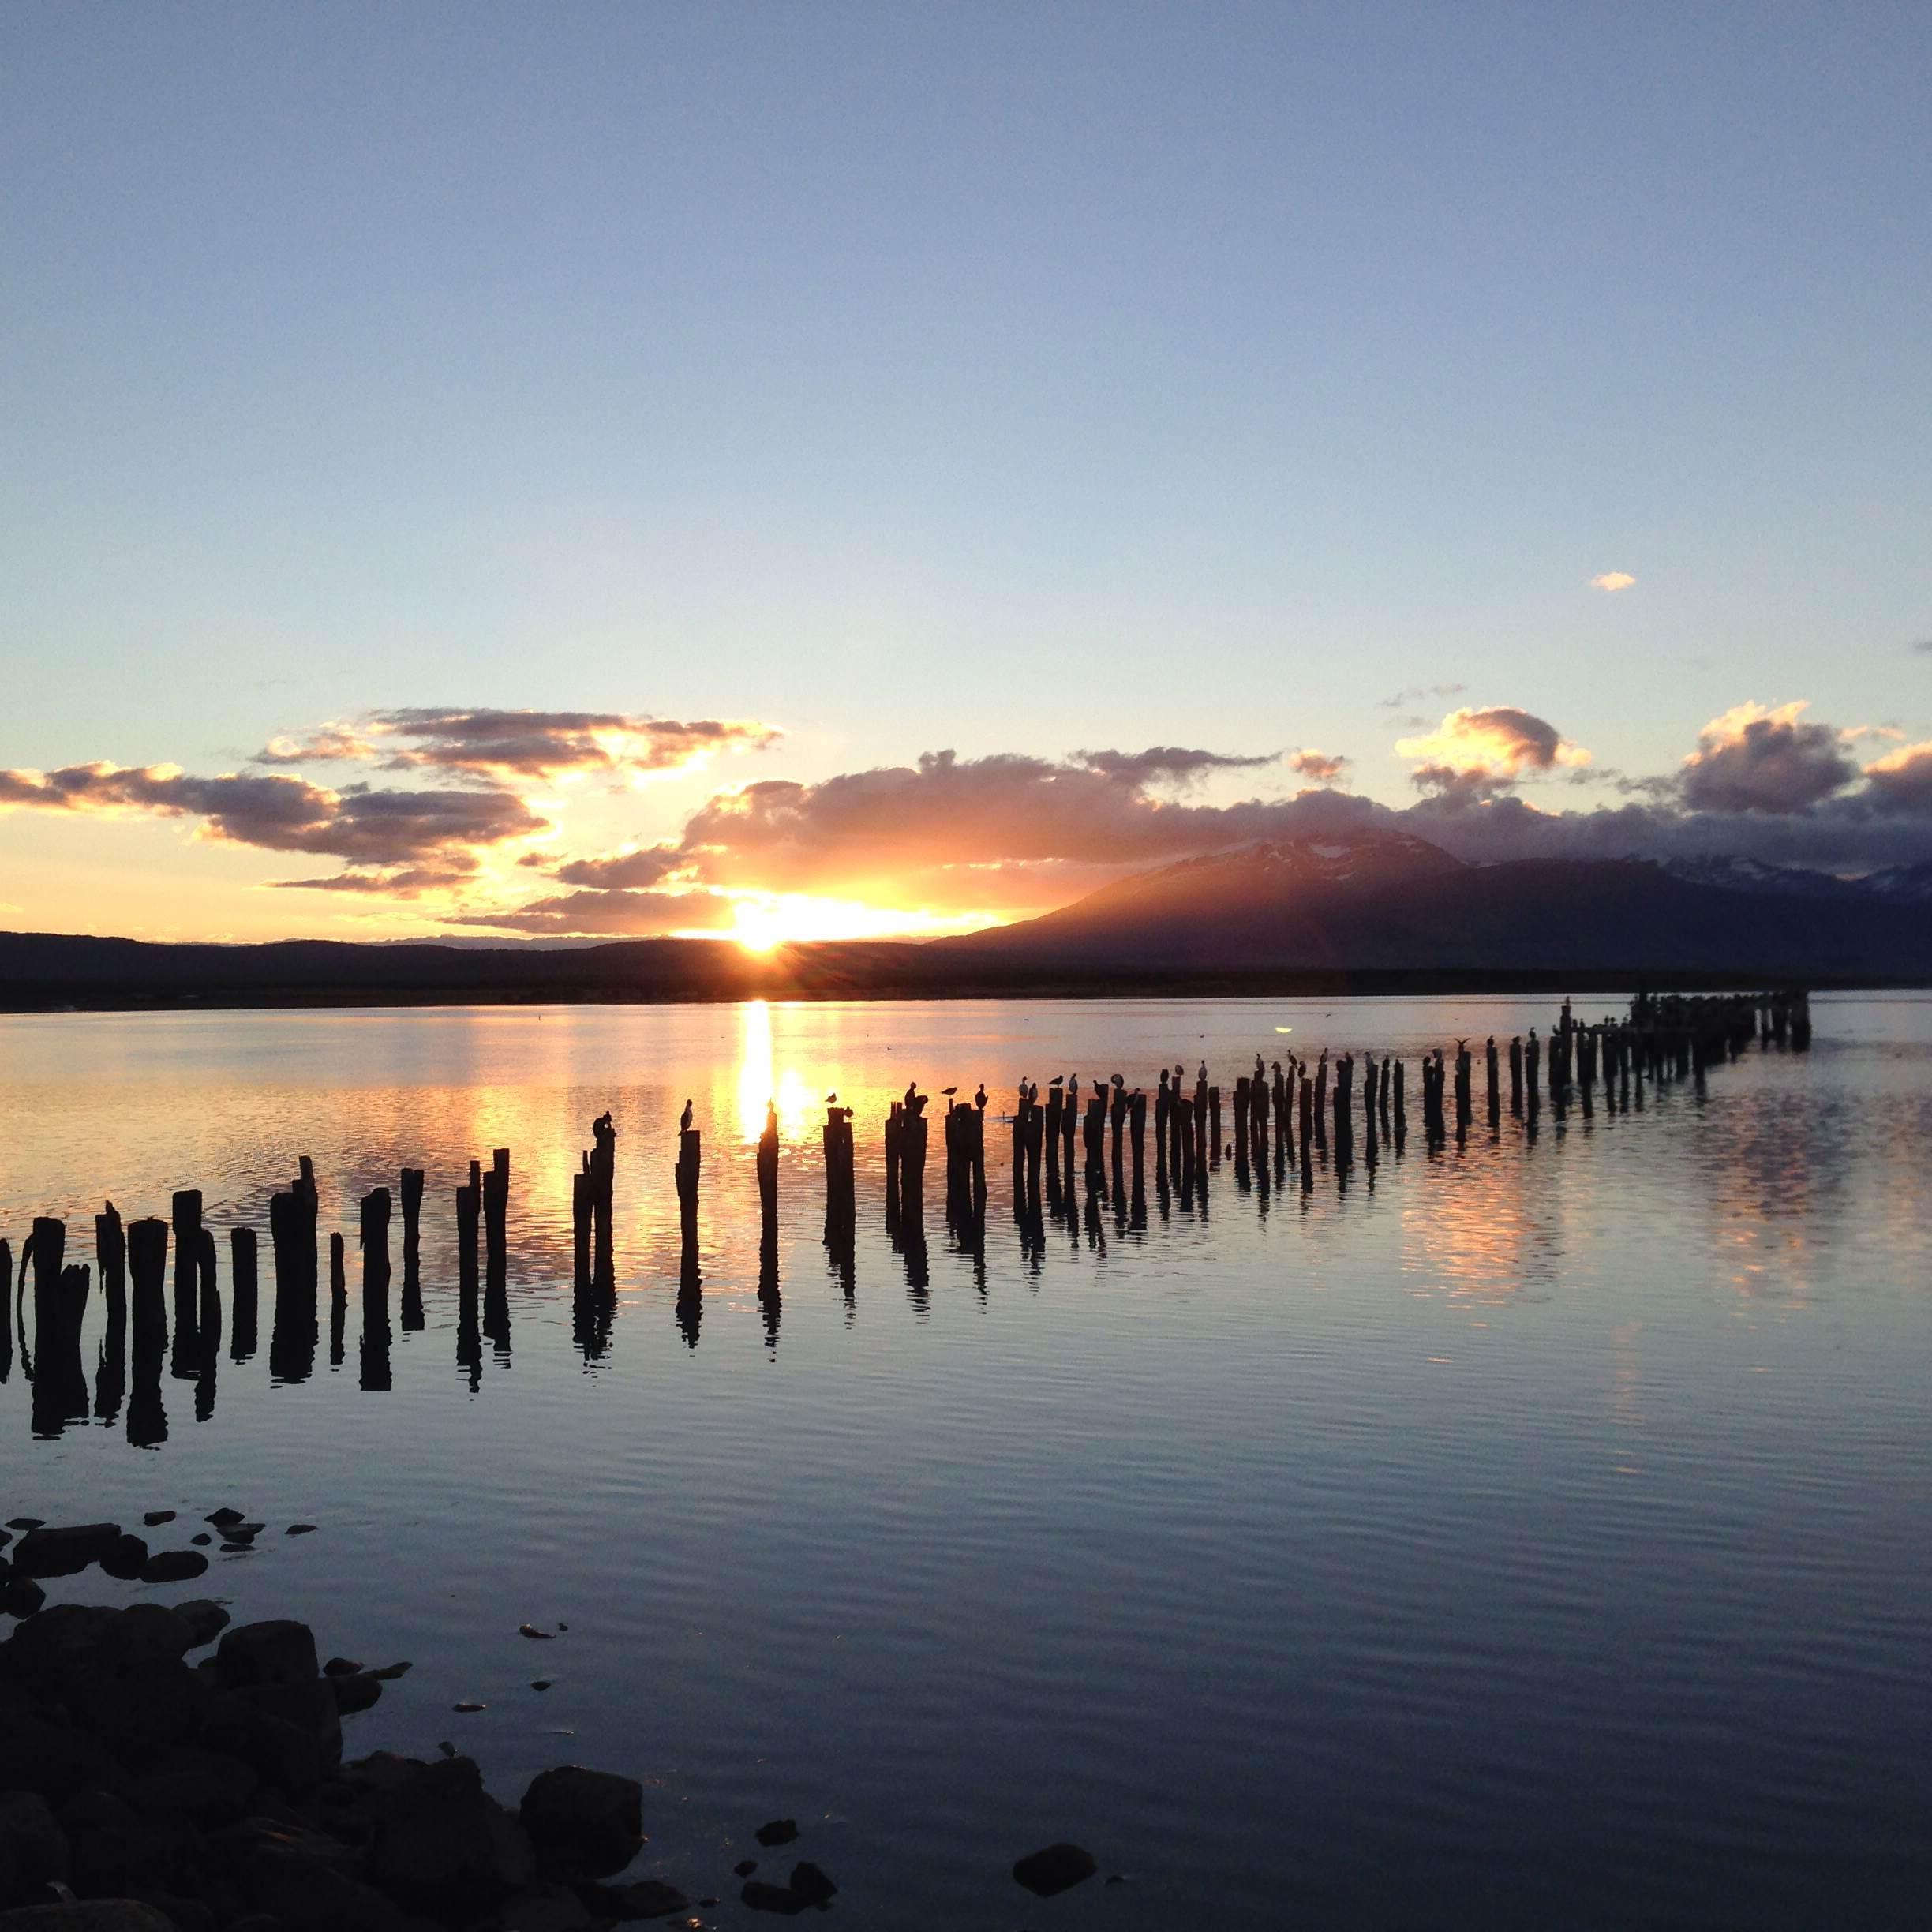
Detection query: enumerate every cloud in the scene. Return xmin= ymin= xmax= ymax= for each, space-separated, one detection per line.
xmin=0 ymin=762 xmax=545 ymax=875
xmin=1589 ymin=571 xmax=1636 ymax=593
xmin=1075 ymin=746 xmax=1279 ymax=788
xmin=1380 ymin=683 xmax=1467 ymax=710
xmin=1679 ymin=701 xmax=1859 ymax=814
xmin=672 ymin=747 xmax=1384 ymax=911
xmin=257 ymin=708 xmax=780 ymax=781
xmin=1289 ymin=749 xmax=1350 ymax=782
xmin=1861 ymin=741 xmax=1932 ymax=815
xmin=1395 ymin=706 xmax=1590 ymax=797
xmin=1838 ymin=724 xmax=1904 ymax=743
xmin=551 ymin=844 xmax=687 ymax=889
xmin=1911 ymin=640 xmax=1932 ymax=654
xmin=452 ymin=887 xmax=736 ymax=937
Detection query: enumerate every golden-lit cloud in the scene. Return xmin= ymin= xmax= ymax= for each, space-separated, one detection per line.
xmin=1679 ymin=700 xmax=1858 ymax=814
xmin=1395 ymin=706 xmax=1589 ymax=799
xmin=1589 ymin=571 xmax=1636 ymax=593
xmin=1863 ymin=740 xmax=1932 ymax=814
xmin=256 ymin=707 xmax=780 ymax=782
xmin=1289 ymin=748 xmax=1350 ymax=783
xmin=0 ymin=762 xmax=545 ymax=875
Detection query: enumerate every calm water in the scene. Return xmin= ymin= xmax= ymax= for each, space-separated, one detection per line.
xmin=3 ymin=994 xmax=1930 ymax=1929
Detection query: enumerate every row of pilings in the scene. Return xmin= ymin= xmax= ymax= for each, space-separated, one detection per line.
xmin=3 ymin=987 xmax=1811 ymax=1410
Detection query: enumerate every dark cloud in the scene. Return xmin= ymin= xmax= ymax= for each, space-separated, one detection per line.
xmin=1288 ymin=749 xmax=1350 ymax=783
xmin=1380 ymin=682 xmax=1467 ymax=710
xmin=1862 ymin=742 xmax=1932 ymax=815
xmin=1075 ymin=746 xmax=1279 ymax=788
xmin=1911 ymin=640 xmax=1932 ymax=654
xmin=552 ymin=844 xmax=687 ymax=889
xmin=452 ymin=887 xmax=735 ymax=937
xmin=0 ymin=762 xmax=545 ymax=874
xmin=259 ymin=708 xmax=779 ymax=780
xmin=271 ymin=864 xmax=478 ymax=896
xmin=1678 ymin=702 xmax=1859 ymax=814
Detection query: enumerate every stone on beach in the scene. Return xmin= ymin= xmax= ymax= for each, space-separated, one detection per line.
xmin=752 ymin=1818 xmax=797 ymax=1848
xmin=519 ymin=1766 xmax=645 ymax=1878
xmin=1012 ymin=1841 xmax=1098 ymax=1896
xmin=135 ymin=1551 xmax=206 ymax=1586
xmin=12 ymin=1526 xmax=122 ymax=1580
xmin=214 ymin=1619 xmax=319 ymax=1691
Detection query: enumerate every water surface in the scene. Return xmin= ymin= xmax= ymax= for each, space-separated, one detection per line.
xmin=3 ymin=994 xmax=1930 ymax=1929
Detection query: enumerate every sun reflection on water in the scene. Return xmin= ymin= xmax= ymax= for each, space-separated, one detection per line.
xmin=735 ymin=1000 xmax=814 ymax=1144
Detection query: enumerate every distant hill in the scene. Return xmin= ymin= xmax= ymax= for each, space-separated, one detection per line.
xmin=933 ymin=832 xmax=1932 ymax=982
xmin=2 ymin=832 xmax=1928 ymax=1009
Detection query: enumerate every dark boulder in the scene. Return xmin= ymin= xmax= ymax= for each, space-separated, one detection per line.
xmin=124 ymin=1746 xmax=260 ymax=1829
xmin=96 ymin=1605 xmax=196 ymax=1672
xmin=739 ymin=1880 xmax=807 ymax=1915
xmin=0 ymin=1790 xmax=69 ymax=1903
xmin=214 ymin=1623 xmax=318 ymax=1693
xmin=140 ymin=1513 xmax=175 ymax=1529
xmin=98 ymin=1537 xmax=148 ymax=1583
xmin=584 ymin=1877 xmax=688 ymax=1919
xmin=204 ymin=1510 xmax=245 ymax=1529
xmin=752 ymin=1820 xmax=796 ymax=1848
xmin=12 ymin=1526 xmax=122 ymax=1580
xmin=364 ymin=1754 xmax=531 ymax=1918
xmin=328 ymin=1673 xmax=382 ymax=1717
xmin=137 ymin=1552 xmax=207 ymax=1586
xmin=0 ymin=1717 xmax=124 ymax=1807
xmin=202 ymin=1683 xmax=339 ymax=1796
xmin=170 ymin=1603 xmax=228 ymax=1651
xmin=788 ymin=1861 xmax=837 ymax=1906
xmin=519 ymin=1768 xmax=643 ymax=1880
xmin=0 ymin=1904 xmax=181 ymax=1930
xmin=1 ymin=1581 xmax=46 ymax=1622
xmin=1013 ymin=1842 xmax=1097 ymax=1897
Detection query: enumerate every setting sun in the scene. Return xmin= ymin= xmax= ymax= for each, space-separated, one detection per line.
xmin=724 ymin=893 xmax=998 ymax=953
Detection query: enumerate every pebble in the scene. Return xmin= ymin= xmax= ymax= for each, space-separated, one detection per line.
xmin=754 ymin=1818 xmax=799 ymax=1848
xmin=367 ymin=1659 xmax=413 ymax=1680
xmin=286 ymin=1523 xmax=318 ymax=1535
xmin=734 ymin=1859 xmax=757 ymax=1877
xmin=519 ymin=1622 xmax=555 ymax=1640
xmin=452 ymin=1701 xmax=486 ymax=1713
xmin=143 ymin=1509 xmax=177 ymax=1526
xmin=190 ymin=1533 xmax=212 ymax=1547
xmin=530 ymin=1679 xmax=552 ymax=1691
xmin=205 ymin=1507 xmax=245 ymax=1527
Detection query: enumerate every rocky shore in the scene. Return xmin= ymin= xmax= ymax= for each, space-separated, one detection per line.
xmin=0 ymin=1515 xmax=1099 ymax=1930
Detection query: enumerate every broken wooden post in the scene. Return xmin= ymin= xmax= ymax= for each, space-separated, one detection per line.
xmin=483 ymin=1148 xmax=510 ymax=1279
xmin=230 ymin=1226 xmax=258 ymax=1362
xmin=400 ymin=1166 xmax=425 ymax=1256
xmin=758 ymin=1103 xmax=779 ymax=1234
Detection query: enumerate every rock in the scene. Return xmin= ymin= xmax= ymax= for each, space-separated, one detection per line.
xmin=215 ymin=1621 xmax=318 ymax=1692
xmin=204 ymin=1509 xmax=245 ymax=1529
xmin=124 ymin=1745 xmax=260 ymax=1828
xmin=328 ymin=1673 xmax=382 ymax=1717
xmin=171 ymin=1601 xmax=228 ymax=1649
xmin=2 ymin=1579 xmax=46 ymax=1620
xmin=365 ymin=1755 xmax=531 ymax=1919
xmin=481 ymin=1884 xmax=594 ymax=1932
xmin=137 ymin=1552 xmax=208 ymax=1586
xmin=140 ymin=1512 xmax=175 ymax=1528
xmin=3 ymin=1520 xmax=43 ymax=1532
xmin=752 ymin=1820 xmax=796 ymax=1848
xmin=285 ymin=1525 xmax=317 ymax=1537
xmin=0 ymin=1790 xmax=69 ymax=1896
xmin=240 ymin=1840 xmax=410 ymax=1932
xmin=219 ymin=1544 xmax=253 ymax=1556
xmin=365 ymin=1662 xmax=410 ymax=1682
xmin=452 ymin=1702 xmax=486 ymax=1714
xmin=1012 ymin=1842 xmax=1097 ymax=1897
xmin=732 ymin=1860 xmax=756 ymax=1878
xmin=98 ymin=1537 xmax=148 ymax=1582
xmin=788 ymin=1862 xmax=837 ymax=1906
xmin=583 ymin=1879 xmax=688 ymax=1920
xmin=529 ymin=1681 xmax=552 ymax=1693
xmin=189 ymin=1536 xmax=211 ymax=1549
xmin=12 ymin=1525 xmax=122 ymax=1579
xmin=0 ymin=1717 xmax=124 ymax=1807
xmin=517 ymin=1624 xmax=554 ymax=1641
xmin=0 ymin=1905 xmax=180 ymax=1930
xmin=321 ymin=1658 xmax=361 ymax=1677
xmin=518 ymin=1767 xmax=643 ymax=1880
xmin=739 ymin=1881 xmax=807 ymax=1915
xmin=95 ymin=1603 xmax=195 ymax=1671
xmin=202 ymin=1683 xmax=340 ymax=1795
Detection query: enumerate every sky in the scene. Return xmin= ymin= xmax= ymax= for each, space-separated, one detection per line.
xmin=3 ymin=2 xmax=1929 ymax=945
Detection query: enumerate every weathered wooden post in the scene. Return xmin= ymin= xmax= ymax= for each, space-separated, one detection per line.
xmin=455 ymin=1159 xmax=481 ymax=1285
xmin=483 ymin=1148 xmax=510 ymax=1279
xmin=1509 ymin=1037 xmax=1523 ymax=1115
xmin=0 ymin=1238 xmax=10 ymax=1384
xmin=230 ymin=1226 xmax=258 ymax=1362
xmin=1455 ymin=1043 xmax=1472 ymax=1136
xmin=823 ymin=1103 xmax=856 ymax=1256
xmin=758 ymin=1103 xmax=779 ymax=1235
xmin=359 ymin=1186 xmax=392 ymax=1393
xmin=572 ymin=1163 xmax=593 ymax=1288
xmin=676 ymin=1124 xmax=702 ymax=1226
xmin=399 ymin=1165 xmax=425 ymax=1253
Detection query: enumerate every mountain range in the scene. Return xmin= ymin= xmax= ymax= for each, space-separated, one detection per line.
xmin=2 ymin=831 xmax=1927 ymax=1009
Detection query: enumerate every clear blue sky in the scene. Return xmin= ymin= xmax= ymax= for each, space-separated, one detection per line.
xmin=2 ymin=2 xmax=1928 ymax=938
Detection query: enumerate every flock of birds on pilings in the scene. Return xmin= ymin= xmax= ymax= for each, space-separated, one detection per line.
xmin=2 ymin=990 xmax=1810 ymax=1438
